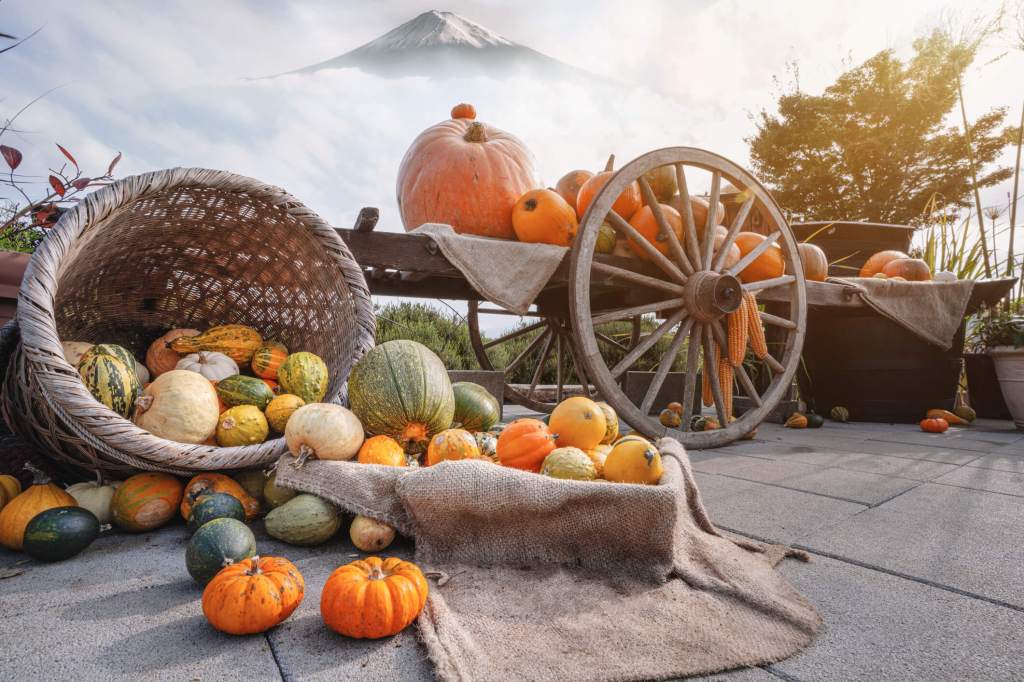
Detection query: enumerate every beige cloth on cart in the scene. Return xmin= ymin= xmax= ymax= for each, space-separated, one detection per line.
xmin=276 ymin=438 xmax=821 ymax=682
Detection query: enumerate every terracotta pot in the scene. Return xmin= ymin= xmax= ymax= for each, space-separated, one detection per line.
xmin=987 ymin=346 xmax=1024 ymax=429
xmin=0 ymin=251 xmax=30 ymax=326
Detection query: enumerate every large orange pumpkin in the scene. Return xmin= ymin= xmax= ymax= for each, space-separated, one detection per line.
xmin=357 ymin=435 xmax=407 ymax=467
xmin=859 ymin=250 xmax=909 ymax=278
xmin=496 ymin=418 xmax=557 ymax=472
xmin=798 ymin=243 xmax=829 ymax=282
xmin=202 ymin=555 xmax=305 ymax=635
xmin=627 ymin=203 xmax=683 ymax=259
xmin=690 ymin=196 xmax=726 ymax=234
xmin=397 ymin=112 xmax=537 ymax=240
xmin=425 ymin=428 xmax=484 ymax=466
xmin=146 ymin=328 xmax=199 ymax=378
xmin=882 ymin=258 xmax=931 ymax=281
xmin=734 ymin=232 xmax=785 ymax=282
xmin=549 ymin=397 xmax=608 ymax=451
xmin=512 ymin=189 xmax=578 ymax=247
xmin=576 ymin=172 xmax=642 ymax=221
xmin=554 ymin=170 xmax=593 ymax=213
xmin=181 ymin=473 xmax=260 ymax=521
xmin=321 ymin=556 xmax=429 ymax=639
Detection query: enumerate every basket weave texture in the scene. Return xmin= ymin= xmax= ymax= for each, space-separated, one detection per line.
xmin=2 ymin=168 xmax=374 ymax=480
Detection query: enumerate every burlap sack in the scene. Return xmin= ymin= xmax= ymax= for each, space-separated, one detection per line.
xmin=276 ymin=438 xmax=821 ymax=681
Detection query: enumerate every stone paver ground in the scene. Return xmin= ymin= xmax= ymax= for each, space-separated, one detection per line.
xmin=2 ymin=415 xmax=1023 ymax=681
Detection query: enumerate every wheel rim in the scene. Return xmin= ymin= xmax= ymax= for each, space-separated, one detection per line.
xmin=568 ymin=147 xmax=807 ymax=448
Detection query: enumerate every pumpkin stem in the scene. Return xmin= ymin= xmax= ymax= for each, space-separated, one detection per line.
xmin=293 ymin=444 xmax=315 ymax=468
xmin=246 ymin=555 xmax=262 ymax=576
xmin=463 ymin=121 xmax=487 ymax=144
xmin=368 ymin=565 xmax=387 ymax=581
xmin=604 ymin=154 xmax=615 ymax=172
xmin=23 ymin=462 xmax=50 ymax=486
xmin=134 ymin=395 xmax=154 ymax=415
xmin=524 ymin=198 xmax=538 ymax=212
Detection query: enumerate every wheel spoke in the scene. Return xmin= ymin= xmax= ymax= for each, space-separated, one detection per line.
xmin=606 ymin=210 xmax=687 ymax=285
xmin=591 ymin=262 xmax=686 ymax=296
xmin=711 ymin=193 xmax=755 ymax=271
xmin=563 ymin=333 xmax=593 ymax=399
xmin=640 ymin=317 xmax=692 ymax=415
xmin=610 ymin=307 xmax=688 ymax=379
xmin=680 ymin=322 xmax=703 ymax=431
xmin=526 ymin=331 xmax=556 ymax=398
xmin=595 ymin=331 xmax=630 ymax=352
xmin=675 ymin=163 xmax=703 ymax=269
xmin=505 ymin=327 xmax=552 ymax=373
xmin=743 ymin=274 xmax=795 ymax=293
xmin=482 ymin=320 xmax=547 ymax=349
xmin=590 ymin=299 xmax=682 ymax=325
xmin=555 ymin=334 xmax=564 ymax=403
xmin=637 ymin=174 xmax=694 ymax=275
xmin=477 ymin=308 xmax=544 ymax=317
xmin=702 ymin=324 xmax=728 ymax=425
xmin=727 ymin=230 xmax=780 ymax=277
xmin=702 ymin=171 xmax=722 ymax=270
xmin=760 ymin=310 xmax=797 ymax=329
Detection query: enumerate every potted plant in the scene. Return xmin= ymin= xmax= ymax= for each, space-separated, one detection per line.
xmin=963 ymin=306 xmax=1012 ymax=419
xmin=973 ymin=305 xmax=1024 ymax=429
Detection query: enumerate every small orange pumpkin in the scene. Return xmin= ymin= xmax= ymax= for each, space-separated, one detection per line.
xmin=321 ymin=556 xmax=429 ymax=639
xmin=798 ymin=243 xmax=829 ymax=282
xmin=667 ymin=402 xmax=683 ymax=415
xmin=690 ymin=196 xmax=726 ymax=236
xmin=882 ymin=258 xmax=931 ymax=282
xmin=496 ymin=418 xmax=557 ymax=472
xmin=554 ymin=170 xmax=593 ymax=213
xmin=512 ymin=189 xmax=578 ymax=246
xmin=859 ymin=250 xmax=909 ymax=278
xmin=202 ymin=555 xmax=305 ymax=635
xmin=181 ymin=473 xmax=260 ymax=521
xmin=0 ymin=465 xmax=77 ymax=550
xmin=425 ymin=428 xmax=484 ymax=466
xmin=549 ymin=396 xmax=607 ymax=451
xmin=110 ymin=472 xmax=184 ymax=533
xmin=251 ymin=342 xmax=289 ymax=380
xmin=145 ymin=328 xmax=199 ymax=378
xmin=920 ymin=417 xmax=949 ymax=433
xmin=450 ymin=103 xmax=476 ymax=120
xmin=626 ymin=203 xmax=683 ymax=259
xmin=576 ymin=171 xmax=642 ymax=221
xmin=734 ymin=232 xmax=785 ymax=282
xmin=357 ymin=435 xmax=407 ymax=467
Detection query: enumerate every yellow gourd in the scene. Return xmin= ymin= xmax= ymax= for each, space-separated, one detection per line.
xmin=603 ymin=439 xmax=663 ymax=485
xmin=216 ymin=405 xmax=270 ymax=447
xmin=549 ymin=397 xmax=607 ymax=451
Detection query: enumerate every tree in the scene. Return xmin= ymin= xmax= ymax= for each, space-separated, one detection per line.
xmin=748 ymin=29 xmax=1014 ymax=225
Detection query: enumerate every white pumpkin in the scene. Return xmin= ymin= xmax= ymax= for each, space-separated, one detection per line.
xmin=134 ymin=360 xmax=151 ymax=384
xmin=349 ymin=514 xmax=395 ymax=552
xmin=61 ymin=341 xmax=94 ymax=367
xmin=133 ymin=369 xmax=221 ymax=444
xmin=175 ymin=351 xmax=238 ymax=382
xmin=934 ymin=270 xmax=957 ymax=282
xmin=66 ymin=480 xmax=122 ymax=524
xmin=284 ymin=403 xmax=364 ymax=462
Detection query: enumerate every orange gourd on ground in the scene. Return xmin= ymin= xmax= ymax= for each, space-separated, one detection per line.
xmin=357 ymin=435 xmax=407 ymax=466
xmin=626 ymin=203 xmax=683 ymax=259
xmin=512 ymin=189 xmax=578 ymax=246
xmin=859 ymin=250 xmax=909 ymax=278
xmin=425 ymin=428 xmax=484 ymax=466
xmin=496 ymin=418 xmax=557 ymax=472
xmin=555 ymin=170 xmax=593 ymax=213
xmin=920 ymin=417 xmax=949 ymax=433
xmin=734 ymin=232 xmax=785 ymax=282
xmin=202 ymin=556 xmax=305 ymax=635
xmin=925 ymin=408 xmax=968 ymax=426
xmin=110 ymin=472 xmax=183 ymax=533
xmin=450 ymin=103 xmax=476 ymax=120
xmin=181 ymin=473 xmax=260 ymax=521
xmin=882 ymin=258 xmax=931 ymax=281
xmin=0 ymin=466 xmax=77 ymax=550
xmin=798 ymin=243 xmax=829 ymax=282
xmin=320 ymin=556 xmax=429 ymax=639
xmin=576 ymin=172 xmax=642 ymax=221
xmin=549 ymin=397 xmax=608 ymax=451
xmin=397 ymin=108 xmax=536 ymax=240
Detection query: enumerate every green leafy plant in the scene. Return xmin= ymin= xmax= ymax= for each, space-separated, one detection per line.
xmin=967 ymin=303 xmax=1024 ymax=350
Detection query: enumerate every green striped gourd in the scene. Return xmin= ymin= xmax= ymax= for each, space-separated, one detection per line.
xmin=452 ymin=382 xmax=500 ymax=432
xmin=277 ymin=352 xmax=328 ymax=404
xmin=215 ymin=375 xmax=275 ymax=411
xmin=79 ymin=353 xmax=140 ymax=417
xmin=251 ymin=342 xmax=289 ymax=380
xmin=78 ymin=343 xmax=136 ymax=372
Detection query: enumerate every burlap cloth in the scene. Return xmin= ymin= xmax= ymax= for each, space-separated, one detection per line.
xmin=412 ymin=224 xmax=567 ymax=315
xmin=276 ymin=438 xmax=821 ymax=681
xmin=829 ymin=278 xmax=974 ymax=350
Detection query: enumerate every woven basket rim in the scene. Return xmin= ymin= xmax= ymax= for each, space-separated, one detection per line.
xmin=15 ymin=167 xmax=375 ymax=471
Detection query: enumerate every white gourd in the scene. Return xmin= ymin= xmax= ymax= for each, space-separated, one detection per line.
xmin=175 ymin=351 xmax=239 ymax=382
xmin=134 ymin=370 xmax=221 ymax=444
xmin=284 ymin=403 xmax=364 ymax=463
xmin=66 ymin=479 xmax=122 ymax=524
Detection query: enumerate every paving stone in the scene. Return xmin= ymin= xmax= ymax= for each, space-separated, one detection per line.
xmin=799 ymin=483 xmax=1024 ymax=608
xmin=846 ymin=439 xmax=983 ymax=464
xmin=689 ymin=451 xmax=773 ymax=475
xmin=931 ymin=466 xmax=1024 ymax=497
xmin=860 ymin=431 xmax=997 ymax=452
xmin=774 ymin=555 xmax=1024 ymax=681
xmin=711 ymin=459 xmax=921 ymax=505
xmin=696 ymin=472 xmax=867 ymax=543
xmin=965 ymin=451 xmax=1024 ymax=474
xmin=737 ymin=446 xmax=962 ymax=481
xmin=690 ymin=667 xmax=780 ymax=681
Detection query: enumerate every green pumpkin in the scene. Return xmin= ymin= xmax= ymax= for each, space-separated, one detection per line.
xmin=953 ymin=405 xmax=976 ymax=423
xmin=79 ymin=353 xmax=140 ymax=417
xmin=23 ymin=506 xmax=100 ymax=562
xmin=595 ymin=221 xmax=617 ymax=254
xmin=277 ymin=352 xmax=329 ymax=404
xmin=187 ymin=492 xmax=246 ymax=533
xmin=264 ymin=494 xmax=341 ymax=546
xmin=348 ymin=340 xmax=455 ymax=454
xmin=540 ymin=446 xmax=597 ymax=481
xmin=262 ymin=470 xmax=298 ymax=510
xmin=830 ymin=406 xmax=850 ymax=422
xmin=231 ymin=469 xmax=267 ymax=506
xmin=215 ymin=374 xmax=275 ymax=411
xmin=78 ymin=343 xmax=136 ymax=373
xmin=452 ymin=382 xmax=500 ymax=432
xmin=185 ymin=517 xmax=256 ymax=585
xmin=806 ymin=413 xmax=825 ymax=429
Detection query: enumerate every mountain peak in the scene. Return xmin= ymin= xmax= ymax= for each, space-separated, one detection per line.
xmin=354 ymin=10 xmax=514 ymax=52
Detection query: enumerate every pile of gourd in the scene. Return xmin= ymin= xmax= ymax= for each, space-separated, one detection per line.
xmin=66 ymin=323 xmax=329 ymax=448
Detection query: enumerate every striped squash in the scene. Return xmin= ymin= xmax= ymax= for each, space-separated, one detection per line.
xmin=216 ymin=375 xmax=275 ymax=411
xmin=251 ymin=342 xmax=289 ymax=380
xmin=79 ymin=353 xmax=140 ymax=417
xmin=451 ymin=382 xmax=500 ymax=432
xmin=277 ymin=352 xmax=329 ymax=404
xmin=170 ymin=324 xmax=263 ymax=364
xmin=79 ymin=343 xmax=136 ymax=372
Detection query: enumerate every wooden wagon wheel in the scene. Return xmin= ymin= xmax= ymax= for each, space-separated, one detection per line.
xmin=568 ymin=147 xmax=807 ymax=448
xmin=467 ymin=301 xmax=641 ymax=413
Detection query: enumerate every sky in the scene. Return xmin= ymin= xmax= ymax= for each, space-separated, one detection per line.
xmin=1 ymin=0 xmax=1021 ymax=331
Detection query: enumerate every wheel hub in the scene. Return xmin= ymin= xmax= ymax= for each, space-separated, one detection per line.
xmin=681 ymin=270 xmax=743 ymax=322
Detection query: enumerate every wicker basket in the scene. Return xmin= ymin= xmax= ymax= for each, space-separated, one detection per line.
xmin=1 ymin=168 xmax=375 ymax=480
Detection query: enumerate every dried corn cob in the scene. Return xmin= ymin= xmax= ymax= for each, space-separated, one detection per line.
xmin=745 ymin=291 xmax=768 ymax=359
xmin=718 ymin=356 xmax=734 ymax=420
xmin=701 ymin=340 xmax=718 ymax=406
xmin=727 ymin=297 xmax=748 ymax=367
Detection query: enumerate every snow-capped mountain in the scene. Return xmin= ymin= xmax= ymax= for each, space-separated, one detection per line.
xmin=284 ymin=10 xmax=599 ymax=81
